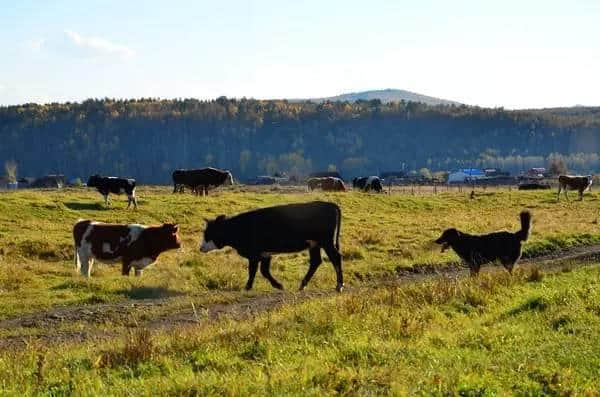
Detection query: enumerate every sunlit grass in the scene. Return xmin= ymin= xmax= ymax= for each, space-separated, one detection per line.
xmin=1 ymin=186 xmax=600 ymax=319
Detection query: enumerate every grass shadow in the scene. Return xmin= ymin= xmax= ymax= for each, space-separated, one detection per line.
xmin=65 ymin=202 xmax=109 ymax=211
xmin=116 ymin=286 xmax=184 ymax=300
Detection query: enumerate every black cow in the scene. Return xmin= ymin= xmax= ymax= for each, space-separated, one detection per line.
xmin=87 ymin=175 xmax=137 ymax=209
xmin=172 ymin=168 xmax=233 ymax=195
xmin=199 ymin=201 xmax=344 ymax=292
xmin=352 ymin=176 xmax=383 ymax=192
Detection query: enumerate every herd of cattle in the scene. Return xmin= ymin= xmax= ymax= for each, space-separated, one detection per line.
xmin=57 ymin=169 xmax=595 ymax=291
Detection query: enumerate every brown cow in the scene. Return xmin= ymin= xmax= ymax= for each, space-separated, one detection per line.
xmin=307 ymin=177 xmax=346 ymax=192
xmin=557 ymin=175 xmax=593 ymax=201
xmin=73 ymin=220 xmax=181 ymax=277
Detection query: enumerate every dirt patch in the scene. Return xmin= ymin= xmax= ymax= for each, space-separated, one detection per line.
xmin=2 ymin=244 xmax=600 ymax=350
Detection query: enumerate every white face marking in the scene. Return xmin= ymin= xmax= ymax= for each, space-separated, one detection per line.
xmin=200 ymin=240 xmax=218 ymax=252
xmin=131 ymin=257 xmax=154 ymax=270
xmin=125 ymin=224 xmax=147 ymax=245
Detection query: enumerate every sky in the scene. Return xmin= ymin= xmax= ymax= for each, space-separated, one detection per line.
xmin=1 ymin=0 xmax=599 ymax=109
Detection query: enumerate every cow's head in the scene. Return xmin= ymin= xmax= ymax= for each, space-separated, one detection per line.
xmin=224 ymin=171 xmax=234 ymax=186
xmin=161 ymin=223 xmax=181 ymax=249
xmin=435 ymin=228 xmax=460 ymax=252
xmin=200 ymin=215 xmax=227 ymax=252
xmin=87 ymin=174 xmax=100 ymax=187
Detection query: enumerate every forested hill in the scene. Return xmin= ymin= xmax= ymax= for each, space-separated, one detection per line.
xmin=307 ymin=89 xmax=461 ymax=106
xmin=1 ymin=98 xmax=600 ymax=184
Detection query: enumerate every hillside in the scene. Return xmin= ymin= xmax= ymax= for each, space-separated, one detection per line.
xmin=307 ymin=88 xmax=462 ymax=106
xmin=1 ymin=98 xmax=600 ymax=183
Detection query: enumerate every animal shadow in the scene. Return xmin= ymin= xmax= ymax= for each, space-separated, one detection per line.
xmin=64 ymin=202 xmax=109 ymax=211
xmin=117 ymin=286 xmax=183 ymax=300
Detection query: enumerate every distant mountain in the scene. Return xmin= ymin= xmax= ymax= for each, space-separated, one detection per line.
xmin=304 ymin=89 xmax=462 ymax=106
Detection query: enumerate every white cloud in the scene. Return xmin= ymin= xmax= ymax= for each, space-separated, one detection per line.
xmin=65 ymin=30 xmax=135 ymax=59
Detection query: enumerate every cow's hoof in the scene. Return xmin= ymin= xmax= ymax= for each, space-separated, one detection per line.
xmin=244 ymin=285 xmax=253 ymax=291
xmin=273 ymin=283 xmax=284 ymax=290
xmin=336 ymin=284 xmax=344 ymax=293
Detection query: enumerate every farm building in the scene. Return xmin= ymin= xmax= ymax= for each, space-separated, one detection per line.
xmin=447 ymin=168 xmax=486 ymax=183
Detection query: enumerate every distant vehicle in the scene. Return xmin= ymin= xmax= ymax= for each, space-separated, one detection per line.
xmin=30 ymin=174 xmax=66 ymax=189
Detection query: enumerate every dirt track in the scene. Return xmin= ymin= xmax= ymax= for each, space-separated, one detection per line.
xmin=2 ymin=244 xmax=600 ymax=350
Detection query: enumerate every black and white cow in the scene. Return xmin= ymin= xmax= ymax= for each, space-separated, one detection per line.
xmin=172 ymin=168 xmax=234 ymax=195
xmin=87 ymin=175 xmax=137 ymax=208
xmin=557 ymin=175 xmax=593 ymax=201
xmin=352 ymin=176 xmax=383 ymax=192
xmin=199 ymin=201 xmax=344 ymax=292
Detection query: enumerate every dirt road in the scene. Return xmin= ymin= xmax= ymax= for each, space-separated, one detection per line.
xmin=1 ymin=244 xmax=599 ymax=350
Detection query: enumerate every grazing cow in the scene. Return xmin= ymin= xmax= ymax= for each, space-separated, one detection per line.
xmin=87 ymin=175 xmax=137 ymax=209
xmin=73 ymin=220 xmax=181 ymax=277
xmin=307 ymin=177 xmax=346 ymax=192
xmin=352 ymin=176 xmax=383 ymax=192
xmin=557 ymin=175 xmax=593 ymax=201
xmin=199 ymin=201 xmax=344 ymax=292
xmin=172 ymin=168 xmax=234 ymax=195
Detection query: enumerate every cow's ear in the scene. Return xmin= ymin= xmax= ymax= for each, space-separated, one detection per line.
xmin=204 ymin=217 xmax=211 ymax=223
xmin=172 ymin=224 xmax=179 ymax=232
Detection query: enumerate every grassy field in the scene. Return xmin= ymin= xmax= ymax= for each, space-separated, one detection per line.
xmin=0 ymin=186 xmax=599 ymax=394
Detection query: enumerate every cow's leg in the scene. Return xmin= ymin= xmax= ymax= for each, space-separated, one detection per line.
xmin=80 ymin=256 xmax=93 ymax=277
xmin=75 ymin=246 xmax=81 ymax=271
xmin=260 ymin=256 xmax=283 ymax=290
xmin=173 ymin=184 xmax=178 ymax=194
xmin=300 ymin=247 xmax=322 ymax=291
xmin=557 ymin=184 xmax=562 ymax=201
xmin=204 ymin=186 xmax=209 ymax=196
xmin=122 ymin=261 xmax=131 ymax=276
xmin=469 ymin=263 xmax=481 ymax=276
xmin=245 ymin=259 xmax=259 ymax=290
xmin=134 ymin=268 xmax=143 ymax=277
xmin=104 ymin=194 xmax=109 ymax=206
xmin=579 ymin=188 xmax=584 ymax=201
xmin=324 ymin=245 xmax=344 ymax=292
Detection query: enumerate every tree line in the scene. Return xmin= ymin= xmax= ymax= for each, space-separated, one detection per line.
xmin=1 ymin=97 xmax=599 ymax=183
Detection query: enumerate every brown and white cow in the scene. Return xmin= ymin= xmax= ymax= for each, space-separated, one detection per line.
xmin=73 ymin=220 xmax=181 ymax=277
xmin=557 ymin=175 xmax=593 ymax=201
xmin=307 ymin=177 xmax=346 ymax=192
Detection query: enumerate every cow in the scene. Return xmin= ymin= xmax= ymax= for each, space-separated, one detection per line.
xmin=73 ymin=220 xmax=181 ymax=277
xmin=87 ymin=175 xmax=137 ymax=209
xmin=307 ymin=177 xmax=346 ymax=192
xmin=557 ymin=175 xmax=593 ymax=201
xmin=352 ymin=176 xmax=383 ymax=192
xmin=199 ymin=201 xmax=344 ymax=292
xmin=172 ymin=168 xmax=234 ymax=195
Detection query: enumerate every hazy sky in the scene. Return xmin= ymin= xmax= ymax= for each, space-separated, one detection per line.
xmin=2 ymin=0 xmax=599 ymax=108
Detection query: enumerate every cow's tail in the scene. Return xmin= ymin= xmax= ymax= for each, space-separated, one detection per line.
xmin=334 ymin=205 xmax=342 ymax=250
xmin=516 ymin=211 xmax=531 ymax=241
